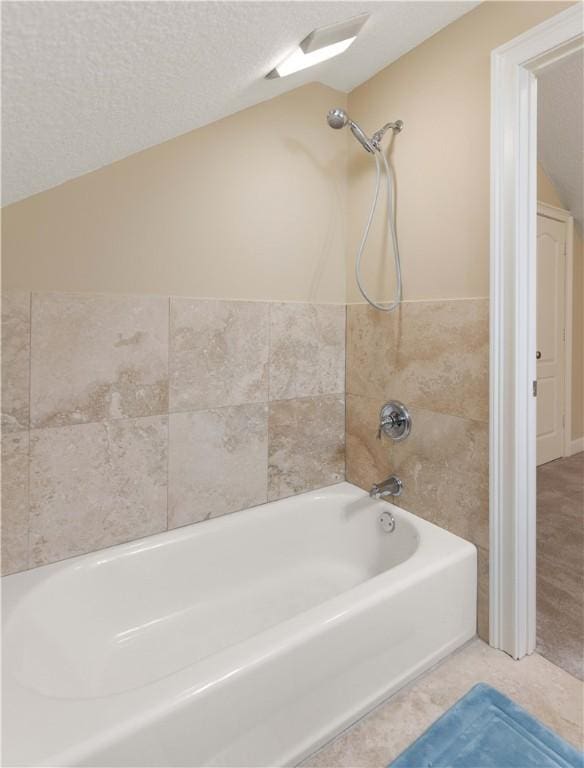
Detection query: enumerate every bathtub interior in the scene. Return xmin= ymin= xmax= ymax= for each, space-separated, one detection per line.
xmin=4 ymin=485 xmax=420 ymax=700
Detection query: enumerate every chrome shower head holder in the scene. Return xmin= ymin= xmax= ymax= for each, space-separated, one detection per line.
xmin=371 ymin=120 xmax=404 ymax=149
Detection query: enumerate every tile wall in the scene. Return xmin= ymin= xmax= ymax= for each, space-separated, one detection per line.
xmin=1 ymin=291 xmax=489 ymax=641
xmin=345 ymin=299 xmax=490 ymax=639
xmin=1 ymin=292 xmax=346 ymax=574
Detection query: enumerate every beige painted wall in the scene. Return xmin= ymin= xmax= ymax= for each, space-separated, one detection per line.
xmin=346 ymin=1 xmax=574 ymax=303
xmin=538 ymin=165 xmax=584 ymax=441
xmin=2 ymin=2 xmax=575 ymax=307
xmin=2 ymin=83 xmax=348 ymax=303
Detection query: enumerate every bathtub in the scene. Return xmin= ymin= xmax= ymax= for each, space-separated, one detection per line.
xmin=2 ymin=481 xmax=476 ymax=767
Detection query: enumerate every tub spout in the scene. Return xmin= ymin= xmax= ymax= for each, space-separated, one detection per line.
xmin=369 ymin=476 xmax=403 ymax=499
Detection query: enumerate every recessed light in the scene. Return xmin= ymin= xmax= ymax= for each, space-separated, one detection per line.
xmin=266 ymin=14 xmax=368 ymax=79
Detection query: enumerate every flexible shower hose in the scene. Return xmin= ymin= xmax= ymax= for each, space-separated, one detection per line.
xmin=355 ymin=148 xmax=402 ymax=312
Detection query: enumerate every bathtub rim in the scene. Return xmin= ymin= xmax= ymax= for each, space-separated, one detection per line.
xmin=2 ymin=481 xmax=469 ymax=615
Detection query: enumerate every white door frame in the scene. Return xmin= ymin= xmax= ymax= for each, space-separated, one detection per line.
xmin=537 ymin=201 xmax=574 ymax=461
xmin=490 ymin=5 xmax=583 ymax=660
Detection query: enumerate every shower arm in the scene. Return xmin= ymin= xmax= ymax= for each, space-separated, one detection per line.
xmin=371 ymin=120 xmax=404 ymax=149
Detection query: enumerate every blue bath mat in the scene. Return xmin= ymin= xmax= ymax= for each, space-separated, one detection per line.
xmin=390 ymin=683 xmax=583 ymax=768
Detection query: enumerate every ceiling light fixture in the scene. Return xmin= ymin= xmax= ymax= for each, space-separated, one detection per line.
xmin=266 ymin=14 xmax=369 ymax=79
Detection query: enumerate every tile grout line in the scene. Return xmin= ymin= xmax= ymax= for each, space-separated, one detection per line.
xmin=13 ymin=288 xmax=350 ymax=306
xmin=26 ymin=292 xmax=33 ymax=570
xmin=166 ymin=295 xmax=171 ymax=532
xmin=344 ymin=303 xmax=348 ymax=483
xmin=344 ymin=390 xmax=489 ymax=428
xmin=7 ymin=289 xmax=488 ymax=306
xmin=266 ymin=302 xmax=272 ymax=501
xmin=24 ymin=391 xmax=348 ymax=435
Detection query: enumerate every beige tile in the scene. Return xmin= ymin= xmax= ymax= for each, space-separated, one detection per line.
xmin=346 ymin=395 xmax=488 ymax=550
xmin=269 ymin=304 xmax=345 ymax=400
xmin=170 ymin=299 xmax=269 ymax=412
xmin=29 ymin=416 xmax=167 ymax=566
xmin=1 ymin=292 xmax=30 ymax=433
xmin=477 ymin=545 xmax=489 ymax=642
xmin=301 ymin=639 xmax=584 ymax=768
xmin=168 ymin=404 xmax=268 ymax=528
xmin=1 ymin=431 xmax=29 ymax=575
xmin=347 ymin=299 xmax=488 ymax=423
xmin=30 ymin=292 xmax=168 ymax=428
xmin=268 ymin=396 xmax=345 ymax=501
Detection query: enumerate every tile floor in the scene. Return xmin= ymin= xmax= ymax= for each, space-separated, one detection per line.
xmin=537 ymin=451 xmax=584 ymax=680
xmin=300 ymin=638 xmax=584 ymax=767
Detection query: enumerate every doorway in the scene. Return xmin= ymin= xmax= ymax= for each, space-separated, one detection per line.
xmin=490 ymin=5 xmax=583 ymax=660
xmin=535 ymin=50 xmax=583 ymax=679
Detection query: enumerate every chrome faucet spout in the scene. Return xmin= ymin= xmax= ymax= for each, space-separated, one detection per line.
xmin=369 ymin=475 xmax=403 ymax=499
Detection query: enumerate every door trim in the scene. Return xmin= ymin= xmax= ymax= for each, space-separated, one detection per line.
xmin=490 ymin=6 xmax=583 ymax=659
xmin=537 ymin=201 xmax=574 ymax=461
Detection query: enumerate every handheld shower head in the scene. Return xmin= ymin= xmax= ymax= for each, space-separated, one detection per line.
xmin=326 ymin=107 xmax=374 ymax=153
xmin=349 ymin=121 xmax=374 ymax=153
xmin=326 ymin=107 xmax=349 ymax=130
xmin=326 ymin=106 xmax=405 ymax=314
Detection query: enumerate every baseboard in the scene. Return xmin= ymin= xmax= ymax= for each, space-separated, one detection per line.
xmin=570 ymin=437 xmax=584 ymax=455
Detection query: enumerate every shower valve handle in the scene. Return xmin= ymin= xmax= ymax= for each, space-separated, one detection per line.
xmin=377 ymin=401 xmax=412 ymax=441
xmin=377 ymin=411 xmax=403 ymax=438
xmin=377 ymin=411 xmax=405 ymax=439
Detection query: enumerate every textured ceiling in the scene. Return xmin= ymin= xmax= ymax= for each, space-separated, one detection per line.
xmin=1 ymin=0 xmax=479 ymax=205
xmin=538 ymin=49 xmax=584 ymax=232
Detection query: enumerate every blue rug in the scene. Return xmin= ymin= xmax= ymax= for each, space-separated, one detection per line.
xmin=390 ymin=683 xmax=583 ymax=768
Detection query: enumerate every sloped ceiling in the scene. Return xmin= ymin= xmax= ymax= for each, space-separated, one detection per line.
xmin=1 ymin=0 xmax=479 ymax=206
xmin=538 ymin=48 xmax=584 ymax=232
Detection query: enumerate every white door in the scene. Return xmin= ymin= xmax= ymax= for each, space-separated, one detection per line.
xmin=536 ymin=213 xmax=566 ymax=466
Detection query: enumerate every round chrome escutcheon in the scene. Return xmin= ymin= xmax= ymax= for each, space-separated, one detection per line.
xmin=378 ymin=400 xmax=412 ymax=441
xmin=379 ymin=510 xmax=396 ymax=533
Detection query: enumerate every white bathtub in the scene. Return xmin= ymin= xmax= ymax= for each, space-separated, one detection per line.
xmin=2 ymin=482 xmax=476 ymax=767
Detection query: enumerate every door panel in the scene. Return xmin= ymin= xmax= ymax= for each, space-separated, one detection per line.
xmin=536 ymin=214 xmax=566 ymax=466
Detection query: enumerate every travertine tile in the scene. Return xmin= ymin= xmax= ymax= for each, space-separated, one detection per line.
xmin=268 ymin=396 xmax=345 ymax=501
xmin=29 ymin=416 xmax=167 ymax=566
xmin=347 ymin=299 xmax=488 ymax=423
xmin=1 ymin=292 xmax=30 ymax=433
xmin=170 ymin=299 xmax=269 ymax=412
xmin=168 ymin=404 xmax=268 ymax=528
xmin=269 ymin=304 xmax=345 ymax=400
xmin=30 ymin=292 xmax=168 ymax=428
xmin=1 ymin=431 xmax=29 ymax=575
xmin=346 ymin=395 xmax=488 ymax=550
xmin=301 ymin=639 xmax=583 ymax=768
